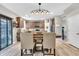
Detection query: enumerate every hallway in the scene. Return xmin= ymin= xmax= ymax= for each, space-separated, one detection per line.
xmin=0 ymin=38 xmax=79 ymax=56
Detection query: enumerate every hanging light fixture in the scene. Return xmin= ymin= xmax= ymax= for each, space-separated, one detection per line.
xmin=31 ymin=3 xmax=50 ymax=15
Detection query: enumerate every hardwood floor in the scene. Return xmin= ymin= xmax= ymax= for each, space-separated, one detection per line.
xmin=0 ymin=43 xmax=21 ymax=56
xmin=0 ymin=38 xmax=79 ymax=56
xmin=56 ymin=38 xmax=79 ymax=56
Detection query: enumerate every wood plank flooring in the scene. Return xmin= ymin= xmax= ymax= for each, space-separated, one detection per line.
xmin=56 ymin=38 xmax=79 ymax=56
xmin=0 ymin=38 xmax=79 ymax=56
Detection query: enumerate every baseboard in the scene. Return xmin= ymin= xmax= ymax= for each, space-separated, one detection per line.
xmin=56 ymin=36 xmax=62 ymax=38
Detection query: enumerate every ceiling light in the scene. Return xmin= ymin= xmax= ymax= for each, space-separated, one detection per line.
xmin=31 ymin=3 xmax=50 ymax=15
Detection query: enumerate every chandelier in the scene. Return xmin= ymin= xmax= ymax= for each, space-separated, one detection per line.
xmin=31 ymin=3 xmax=50 ymax=15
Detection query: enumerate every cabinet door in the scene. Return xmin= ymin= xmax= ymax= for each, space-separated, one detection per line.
xmin=1 ymin=18 xmax=7 ymax=49
xmin=7 ymin=20 xmax=12 ymax=45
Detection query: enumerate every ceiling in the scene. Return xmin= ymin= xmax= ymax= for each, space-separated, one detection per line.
xmin=1 ymin=3 xmax=72 ymax=20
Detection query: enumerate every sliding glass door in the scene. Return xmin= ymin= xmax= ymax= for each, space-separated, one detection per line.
xmin=7 ymin=19 xmax=12 ymax=45
xmin=1 ymin=17 xmax=7 ymax=49
xmin=0 ymin=14 xmax=13 ymax=50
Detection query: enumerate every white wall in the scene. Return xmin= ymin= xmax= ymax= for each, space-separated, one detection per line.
xmin=55 ymin=16 xmax=62 ymax=36
xmin=61 ymin=17 xmax=68 ymax=40
xmin=67 ymin=14 xmax=79 ymax=48
xmin=45 ymin=19 xmax=51 ymax=32
xmin=13 ymin=28 xmax=17 ymax=43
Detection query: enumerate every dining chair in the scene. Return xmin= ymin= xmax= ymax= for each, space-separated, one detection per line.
xmin=20 ymin=32 xmax=34 ymax=56
xmin=43 ymin=32 xmax=56 ymax=56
